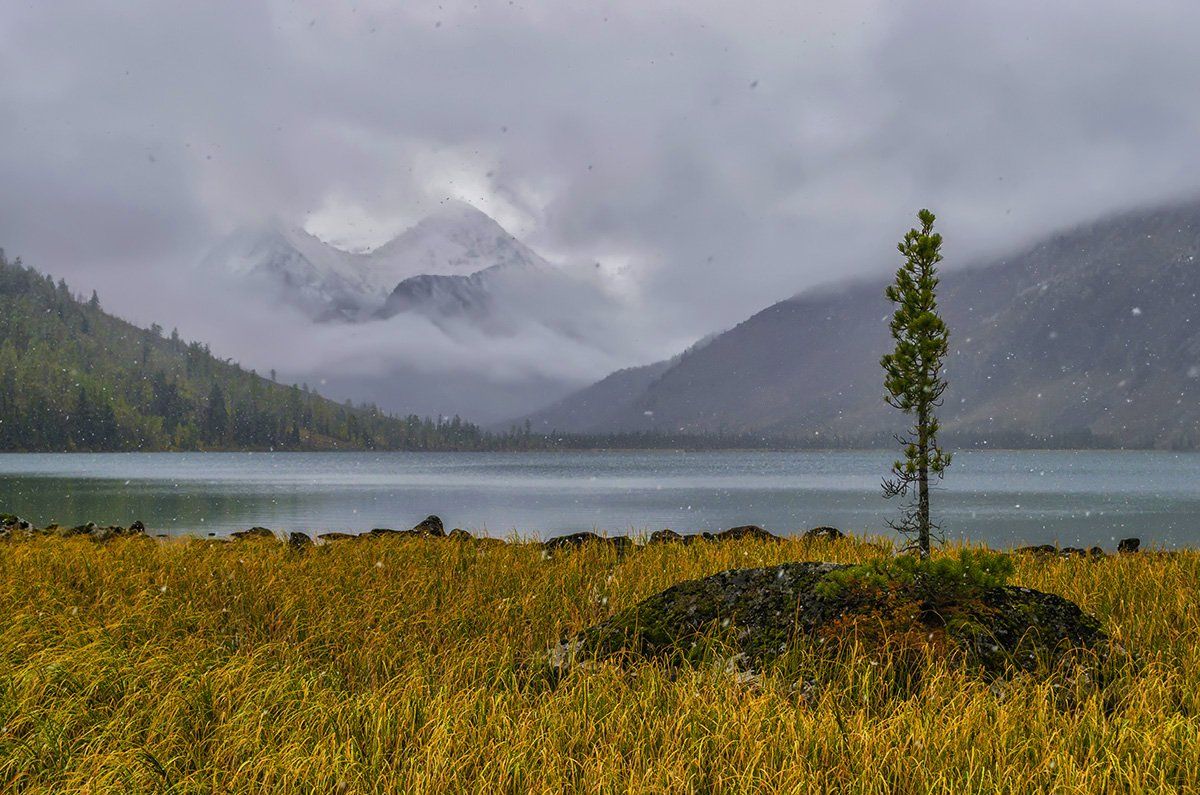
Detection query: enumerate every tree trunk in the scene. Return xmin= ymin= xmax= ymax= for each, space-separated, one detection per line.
xmin=917 ymin=402 xmax=931 ymax=558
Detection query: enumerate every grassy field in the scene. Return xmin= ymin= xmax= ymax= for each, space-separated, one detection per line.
xmin=1 ymin=533 xmax=1198 ymax=793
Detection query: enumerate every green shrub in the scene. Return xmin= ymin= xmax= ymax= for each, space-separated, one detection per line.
xmin=816 ymin=548 xmax=1014 ymax=605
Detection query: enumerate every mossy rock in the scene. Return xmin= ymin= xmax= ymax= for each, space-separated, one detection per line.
xmin=565 ymin=562 xmax=1105 ymax=678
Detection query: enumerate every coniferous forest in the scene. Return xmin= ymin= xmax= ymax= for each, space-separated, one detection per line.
xmin=0 ymin=250 xmax=533 ymax=451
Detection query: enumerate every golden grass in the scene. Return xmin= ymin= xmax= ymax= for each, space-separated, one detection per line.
xmin=0 ymin=534 xmax=1198 ymax=793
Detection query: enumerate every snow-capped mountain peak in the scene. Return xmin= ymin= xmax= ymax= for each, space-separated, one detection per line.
xmin=200 ymin=221 xmax=375 ymax=320
xmin=202 ymin=202 xmax=549 ymax=320
xmin=364 ymin=200 xmax=548 ymax=290
xmin=197 ymin=201 xmax=661 ymax=425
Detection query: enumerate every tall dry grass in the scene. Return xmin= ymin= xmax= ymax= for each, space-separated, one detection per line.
xmin=0 ymin=533 xmax=1197 ymax=793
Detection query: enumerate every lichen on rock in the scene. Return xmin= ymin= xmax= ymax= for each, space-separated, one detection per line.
xmin=564 ymin=560 xmax=1106 ymax=678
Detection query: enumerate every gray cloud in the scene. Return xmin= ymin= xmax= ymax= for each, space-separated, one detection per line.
xmin=3 ymin=0 xmax=1200 ymax=409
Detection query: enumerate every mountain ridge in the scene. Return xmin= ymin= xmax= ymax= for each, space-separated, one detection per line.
xmin=518 ymin=196 xmax=1200 ymax=449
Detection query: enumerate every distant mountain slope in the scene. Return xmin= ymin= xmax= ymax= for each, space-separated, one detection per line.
xmin=521 ymin=360 xmax=675 ymax=433
xmin=0 ymin=251 xmax=507 ymax=451
xmin=378 ymin=270 xmax=495 ymax=322
xmin=525 ymin=198 xmax=1200 ymax=449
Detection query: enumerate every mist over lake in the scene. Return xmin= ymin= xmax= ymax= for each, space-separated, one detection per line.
xmin=1 ymin=450 xmax=1195 ymax=547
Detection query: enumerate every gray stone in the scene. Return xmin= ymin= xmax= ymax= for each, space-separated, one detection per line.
xmin=713 ymin=525 xmax=781 ymax=542
xmin=411 ymin=515 xmax=446 ymax=536
xmin=803 ymin=526 xmax=845 ymax=541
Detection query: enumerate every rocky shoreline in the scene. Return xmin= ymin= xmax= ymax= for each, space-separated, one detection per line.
xmin=1 ymin=512 xmax=1145 ymax=560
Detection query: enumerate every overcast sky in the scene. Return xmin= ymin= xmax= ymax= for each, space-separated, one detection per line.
xmin=4 ymin=1 xmax=1200 ymax=397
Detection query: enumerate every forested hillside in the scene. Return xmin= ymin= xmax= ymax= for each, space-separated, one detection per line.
xmin=0 ymin=250 xmax=521 ymax=451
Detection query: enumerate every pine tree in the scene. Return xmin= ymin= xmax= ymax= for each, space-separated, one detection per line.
xmin=881 ymin=209 xmax=952 ymax=558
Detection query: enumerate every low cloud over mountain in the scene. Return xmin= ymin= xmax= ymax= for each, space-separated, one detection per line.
xmin=522 ymin=197 xmax=1200 ymax=449
xmin=199 ymin=201 xmax=675 ymax=422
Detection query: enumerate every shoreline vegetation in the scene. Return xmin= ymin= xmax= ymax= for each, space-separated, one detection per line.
xmin=2 ymin=514 xmax=1188 ymax=792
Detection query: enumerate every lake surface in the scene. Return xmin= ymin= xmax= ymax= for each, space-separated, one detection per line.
xmin=1 ymin=450 xmax=1198 ymax=547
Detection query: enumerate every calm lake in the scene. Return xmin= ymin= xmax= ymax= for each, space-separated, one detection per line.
xmin=1 ymin=450 xmax=1198 ymax=547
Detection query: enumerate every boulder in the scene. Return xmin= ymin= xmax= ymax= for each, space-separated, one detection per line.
xmin=288 ymin=531 xmax=314 ymax=551
xmin=543 ymin=531 xmax=604 ymax=551
xmin=61 ymin=522 xmax=97 ymax=538
xmin=411 ymin=515 xmax=446 ymax=537
xmin=89 ymin=523 xmax=147 ymax=542
xmin=1 ymin=514 xmax=32 ymax=531
xmin=128 ymin=520 xmax=146 ymax=534
xmin=1118 ymin=537 xmax=1140 ymax=554
xmin=366 ymin=518 xmax=445 ymax=540
xmin=803 ymin=526 xmax=844 ymax=542
xmin=562 ymin=561 xmax=1105 ymax=678
xmin=609 ymin=536 xmax=635 ymax=554
xmin=713 ymin=525 xmax=781 ymax=542
xmin=447 ymin=528 xmax=473 ymax=541
xmin=0 ymin=514 xmax=34 ymax=541
xmin=318 ymin=532 xmax=356 ymax=543
xmin=542 ymin=532 xmax=628 ymax=553
xmin=232 ymin=526 xmax=276 ymax=541
xmin=648 ymin=529 xmax=684 ymax=545
xmin=1015 ymin=544 xmax=1102 ymax=560
xmin=88 ymin=525 xmax=127 ymax=543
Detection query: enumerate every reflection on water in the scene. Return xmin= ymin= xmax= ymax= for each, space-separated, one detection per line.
xmin=0 ymin=450 xmax=1198 ymax=547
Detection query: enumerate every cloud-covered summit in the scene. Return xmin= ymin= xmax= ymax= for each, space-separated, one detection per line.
xmin=197 ymin=199 xmax=658 ymax=422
